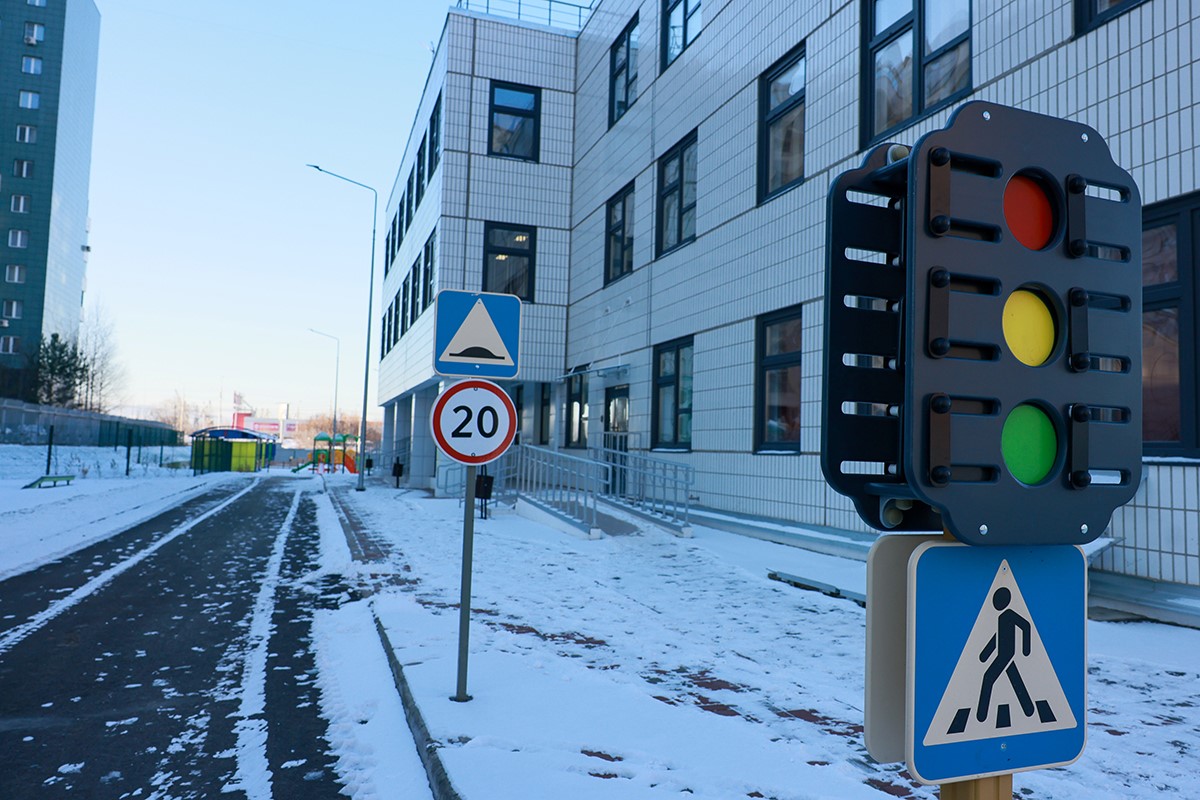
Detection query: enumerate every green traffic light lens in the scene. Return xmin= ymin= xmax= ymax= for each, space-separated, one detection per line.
xmin=1001 ymin=404 xmax=1059 ymax=485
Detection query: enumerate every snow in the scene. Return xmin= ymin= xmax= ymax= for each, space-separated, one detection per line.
xmin=1 ymin=445 xmax=1198 ymax=798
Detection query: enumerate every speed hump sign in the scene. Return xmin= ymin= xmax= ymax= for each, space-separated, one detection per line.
xmin=430 ymin=379 xmax=518 ymax=465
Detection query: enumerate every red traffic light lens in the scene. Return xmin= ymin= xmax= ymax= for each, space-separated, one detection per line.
xmin=1004 ymin=173 xmax=1056 ymax=250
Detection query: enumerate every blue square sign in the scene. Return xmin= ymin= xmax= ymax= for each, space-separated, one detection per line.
xmin=907 ymin=542 xmax=1087 ymax=785
xmin=433 ymin=290 xmax=522 ymax=379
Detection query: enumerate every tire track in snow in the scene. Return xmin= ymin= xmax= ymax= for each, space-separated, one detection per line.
xmin=0 ymin=479 xmax=261 ymax=657
xmin=224 ymin=486 xmax=301 ymax=799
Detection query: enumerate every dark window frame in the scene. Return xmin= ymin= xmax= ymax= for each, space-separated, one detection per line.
xmin=651 ymin=336 xmax=694 ymax=450
xmin=409 ymin=258 xmax=421 ymax=325
xmin=392 ymin=290 xmax=402 ymax=345
xmin=661 ymin=0 xmax=702 ymax=71
xmin=488 ymin=80 xmax=541 ymax=162
xmin=609 ymin=15 xmax=639 ymax=127
xmin=513 ymin=384 xmax=524 ymax=445
xmin=416 ymin=135 xmax=427 ymax=205
xmin=754 ymin=304 xmax=805 ymax=453
xmin=482 ymin=221 xmax=537 ymax=302
xmin=656 ymin=131 xmax=698 ymax=257
xmin=1075 ymin=0 xmax=1150 ymax=37
xmin=564 ymin=370 xmax=589 ymax=449
xmin=604 ymin=181 xmax=635 ymax=285
xmin=429 ymin=93 xmax=442 ymax=175
xmin=538 ymin=382 xmax=551 ymax=445
xmin=1142 ymin=193 xmax=1200 ymax=456
xmin=400 ymin=278 xmax=410 ymax=336
xmin=860 ymin=0 xmax=972 ymax=148
xmin=423 ymin=228 xmax=436 ymax=311
xmin=758 ymin=43 xmax=806 ymax=203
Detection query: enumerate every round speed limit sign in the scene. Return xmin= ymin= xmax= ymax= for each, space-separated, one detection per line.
xmin=430 ymin=379 xmax=518 ymax=465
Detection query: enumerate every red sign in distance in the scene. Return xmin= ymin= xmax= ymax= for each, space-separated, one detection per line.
xmin=430 ymin=379 xmax=518 ymax=465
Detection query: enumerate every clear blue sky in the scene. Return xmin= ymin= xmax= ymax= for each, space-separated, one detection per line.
xmin=87 ymin=1 xmax=452 ymax=423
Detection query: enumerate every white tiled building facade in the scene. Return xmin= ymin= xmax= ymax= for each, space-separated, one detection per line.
xmin=378 ymin=0 xmax=1200 ymax=588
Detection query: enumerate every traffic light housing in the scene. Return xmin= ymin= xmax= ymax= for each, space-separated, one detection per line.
xmin=822 ymin=102 xmax=1142 ymax=545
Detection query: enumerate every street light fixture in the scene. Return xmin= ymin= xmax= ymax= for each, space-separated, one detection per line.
xmin=307 ymin=163 xmax=377 ymax=491
xmin=308 ymin=328 xmax=340 ymax=463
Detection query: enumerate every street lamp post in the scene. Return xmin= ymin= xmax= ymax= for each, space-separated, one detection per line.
xmin=308 ymin=328 xmax=340 ymax=463
xmin=307 ymin=163 xmax=377 ymax=491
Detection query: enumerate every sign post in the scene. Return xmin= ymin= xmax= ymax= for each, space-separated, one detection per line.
xmin=430 ymin=379 xmax=518 ymax=702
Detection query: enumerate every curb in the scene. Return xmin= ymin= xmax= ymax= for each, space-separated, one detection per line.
xmin=371 ymin=613 xmax=463 ymax=800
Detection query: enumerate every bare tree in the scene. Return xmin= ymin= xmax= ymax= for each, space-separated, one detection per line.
xmin=78 ymin=303 xmax=126 ymax=413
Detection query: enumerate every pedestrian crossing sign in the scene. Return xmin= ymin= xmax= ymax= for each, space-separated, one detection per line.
xmin=906 ymin=542 xmax=1086 ymax=785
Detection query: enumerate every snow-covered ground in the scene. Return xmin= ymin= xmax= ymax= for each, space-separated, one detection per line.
xmin=2 ymin=445 xmax=1198 ymax=799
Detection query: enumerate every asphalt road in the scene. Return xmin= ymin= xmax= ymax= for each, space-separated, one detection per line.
xmin=0 ymin=477 xmax=356 ymax=798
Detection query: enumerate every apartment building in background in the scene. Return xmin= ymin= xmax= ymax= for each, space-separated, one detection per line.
xmin=0 ymin=0 xmax=100 ymax=399
xmin=378 ymin=0 xmax=1200 ymax=608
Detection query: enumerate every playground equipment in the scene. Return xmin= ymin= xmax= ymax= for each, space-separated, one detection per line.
xmin=292 ymin=431 xmax=359 ymax=474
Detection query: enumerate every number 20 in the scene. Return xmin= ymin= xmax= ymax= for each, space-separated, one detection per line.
xmin=451 ymin=404 xmax=500 ymax=438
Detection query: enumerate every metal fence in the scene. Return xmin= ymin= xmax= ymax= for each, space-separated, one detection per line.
xmin=594 ymin=432 xmax=694 ymax=529
xmin=513 ymin=444 xmax=610 ymax=534
xmin=455 ymin=0 xmax=594 ymax=30
xmin=0 ymin=398 xmax=179 ymax=447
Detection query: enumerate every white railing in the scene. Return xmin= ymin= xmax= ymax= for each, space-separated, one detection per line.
xmin=512 ymin=444 xmax=610 ymax=533
xmin=592 ymin=433 xmax=694 ymax=529
xmin=454 ymin=0 xmax=594 ymax=31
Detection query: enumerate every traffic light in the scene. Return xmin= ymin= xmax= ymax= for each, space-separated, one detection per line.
xmin=822 ymin=102 xmax=1142 ymax=545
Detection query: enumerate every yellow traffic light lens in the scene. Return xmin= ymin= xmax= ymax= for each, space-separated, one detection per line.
xmin=1001 ymin=404 xmax=1058 ymax=485
xmin=1004 ymin=173 xmax=1056 ymax=250
xmin=1002 ymin=289 xmax=1056 ymax=366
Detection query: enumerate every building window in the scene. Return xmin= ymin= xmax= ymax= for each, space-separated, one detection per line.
xmin=489 ymin=81 xmax=540 ymax=162
xmin=605 ymin=181 xmax=635 ymax=284
xmin=416 ymin=136 xmax=427 ymax=205
xmin=21 ymin=57 xmax=42 ymax=75
xmin=864 ymin=0 xmax=970 ymax=143
xmin=429 ymin=94 xmax=442 ymax=175
xmin=657 ymin=131 xmax=697 ymax=256
xmin=1141 ymin=193 xmax=1200 ymax=455
xmin=662 ymin=0 xmax=701 ymax=69
xmin=15 ymin=125 xmax=35 ymax=144
xmin=652 ymin=336 xmax=693 ymax=448
xmin=400 ymin=278 xmax=410 ymax=336
xmin=539 ymin=382 xmax=551 ymax=445
xmin=18 ymin=91 xmax=38 ymax=109
xmin=5 ymin=264 xmax=26 ymax=283
xmin=406 ymin=169 xmax=414 ymax=227
xmin=1076 ymin=0 xmax=1149 ymax=35
xmin=0 ymin=336 xmax=18 ymax=354
xmin=609 ymin=16 xmax=639 ymax=126
xmin=759 ymin=45 xmax=806 ymax=201
xmin=8 ymin=230 xmax=28 ymax=249
xmin=2 ymin=299 xmax=21 ymax=319
xmin=27 ymin=0 xmax=47 ymax=7
xmin=513 ymin=384 xmax=524 ymax=445
xmin=13 ymin=160 xmax=32 ymax=178
xmin=423 ymin=228 xmax=436 ymax=310
xmin=565 ymin=370 xmax=589 ymax=448
xmin=755 ymin=305 xmax=804 ymax=451
xmin=10 ymin=195 xmax=28 ymax=214
xmin=483 ymin=222 xmax=536 ymax=301
xmin=409 ymin=259 xmax=420 ymax=325
xmin=381 ymin=307 xmax=391 ymax=355
xmin=24 ymin=22 xmax=44 ymax=45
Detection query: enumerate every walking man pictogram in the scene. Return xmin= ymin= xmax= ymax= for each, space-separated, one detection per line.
xmin=976 ymin=587 xmax=1035 ymax=723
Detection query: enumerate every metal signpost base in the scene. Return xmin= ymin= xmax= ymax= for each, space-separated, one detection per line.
xmin=452 ymin=464 xmax=478 ymax=703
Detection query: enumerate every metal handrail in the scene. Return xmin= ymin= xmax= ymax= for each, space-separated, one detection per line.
xmin=590 ymin=440 xmax=694 ymax=527
xmin=512 ymin=444 xmax=610 ymax=532
xmin=437 ymin=450 xmax=518 ymax=500
xmin=454 ymin=0 xmax=595 ymax=31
